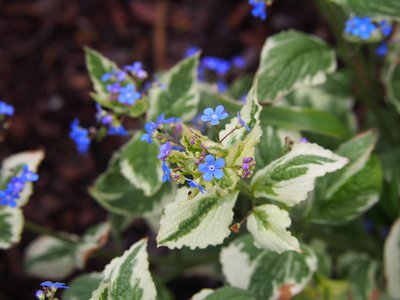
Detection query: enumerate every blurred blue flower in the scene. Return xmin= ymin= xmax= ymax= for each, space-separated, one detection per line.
xmin=185 ymin=178 xmax=206 ymax=193
xmin=0 ymin=101 xmax=14 ymax=116
xmin=345 ymin=16 xmax=377 ymax=40
xmin=124 ymin=62 xmax=148 ymax=79
xmin=157 ymin=142 xmax=172 ymax=161
xmin=249 ymin=0 xmax=267 ymax=20
xmin=108 ymin=125 xmax=129 ymax=136
xmin=185 ymin=46 xmax=200 ymax=57
xmin=379 ymin=21 xmax=392 ymax=37
xmin=237 ymin=112 xmax=251 ymax=132
xmin=201 ymin=57 xmax=231 ymax=76
xmin=40 ymin=281 xmax=69 ymax=289
xmin=376 ymin=42 xmax=388 ymax=57
xmin=201 ymin=105 xmax=228 ymax=125
xmin=162 ymin=161 xmax=171 ymax=182
xmin=35 ymin=290 xmax=45 ymax=300
xmin=232 ymin=56 xmax=246 ymax=69
xmin=70 ymin=118 xmax=90 ymax=154
xmin=118 ymin=84 xmax=141 ymax=105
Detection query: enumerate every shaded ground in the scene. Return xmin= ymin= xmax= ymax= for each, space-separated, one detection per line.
xmin=0 ymin=0 xmax=326 ymax=298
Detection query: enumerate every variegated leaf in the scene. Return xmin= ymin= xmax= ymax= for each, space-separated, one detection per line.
xmin=255 ymin=30 xmax=336 ymax=103
xmin=247 ymin=204 xmax=300 ymax=253
xmin=157 ymin=188 xmax=239 ymax=249
xmin=220 ymin=235 xmax=317 ymax=300
xmin=0 ymin=207 xmax=24 ymax=249
xmin=120 ymin=133 xmax=163 ymax=197
xmin=251 ymin=142 xmax=348 ymax=206
xmin=193 ymin=287 xmax=255 ymax=300
xmin=331 ymin=0 xmax=400 ymax=20
xmin=384 ymin=219 xmax=400 ymax=299
xmin=147 ymin=53 xmax=200 ymax=122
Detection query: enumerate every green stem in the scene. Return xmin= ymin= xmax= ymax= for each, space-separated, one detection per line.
xmin=112 ymin=227 xmax=124 ymax=255
xmin=24 ymin=220 xmax=77 ymax=244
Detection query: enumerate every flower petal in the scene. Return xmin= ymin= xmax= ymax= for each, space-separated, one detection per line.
xmin=201 ymin=115 xmax=212 ymax=122
xmin=198 ymin=163 xmax=209 ymax=173
xmin=203 ymin=108 xmax=214 ymax=116
xmin=203 ymin=171 xmax=213 ymax=182
xmin=214 ymin=158 xmax=225 ymax=169
xmin=204 ymin=155 xmax=215 ymax=165
xmin=210 ymin=118 xmax=220 ymax=125
xmin=213 ymin=169 xmax=224 ymax=179
xmin=215 ymin=105 xmax=225 ymax=115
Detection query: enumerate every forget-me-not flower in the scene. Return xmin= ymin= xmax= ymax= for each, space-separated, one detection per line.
xmin=201 ymin=105 xmax=228 ymax=125
xmin=157 ymin=142 xmax=172 ymax=161
xmin=379 ymin=21 xmax=392 ymax=37
xmin=376 ymin=42 xmax=388 ymax=57
xmin=0 ymin=101 xmax=14 ymax=116
xmin=162 ymin=161 xmax=171 ymax=182
xmin=185 ymin=178 xmax=206 ymax=193
xmin=70 ymin=119 xmax=90 ymax=154
xmin=118 ymin=84 xmax=141 ymax=105
xmin=198 ymin=155 xmax=225 ymax=181
xmin=249 ymin=0 xmax=267 ymax=20
xmin=124 ymin=62 xmax=148 ymax=79
xmin=108 ymin=125 xmax=129 ymax=136
xmin=345 ymin=16 xmax=377 ymax=40
xmin=40 ymin=281 xmax=69 ymax=290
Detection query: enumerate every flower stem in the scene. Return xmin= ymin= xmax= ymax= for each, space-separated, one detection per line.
xmin=24 ymin=220 xmax=77 ymax=244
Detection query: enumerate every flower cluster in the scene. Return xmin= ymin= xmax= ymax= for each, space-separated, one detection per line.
xmin=249 ymin=0 xmax=267 ymax=20
xmin=70 ymin=119 xmax=91 ymax=154
xmin=96 ymin=104 xmax=128 ymax=136
xmin=0 ymin=101 xmax=14 ymax=117
xmin=345 ymin=17 xmax=393 ymax=40
xmin=143 ymin=105 xmax=254 ymax=195
xmin=0 ymin=164 xmax=38 ymax=207
xmin=101 ymin=61 xmax=148 ymax=106
xmin=36 ymin=281 xmax=68 ymax=300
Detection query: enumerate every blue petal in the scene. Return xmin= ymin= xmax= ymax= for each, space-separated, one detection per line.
xmin=204 ymin=155 xmax=215 ymax=165
xmin=215 ymin=105 xmax=225 ymax=115
xmin=198 ymin=163 xmax=208 ymax=173
xmin=219 ymin=112 xmax=229 ymax=119
xmin=203 ymin=108 xmax=214 ymax=116
xmin=203 ymin=171 xmax=213 ymax=182
xmin=213 ymin=169 xmax=224 ymax=179
xmin=214 ymin=158 xmax=225 ymax=169
xmin=210 ymin=118 xmax=220 ymax=125
xmin=201 ymin=115 xmax=212 ymax=122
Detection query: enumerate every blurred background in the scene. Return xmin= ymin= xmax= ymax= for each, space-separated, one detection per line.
xmin=0 ymin=0 xmax=329 ymax=298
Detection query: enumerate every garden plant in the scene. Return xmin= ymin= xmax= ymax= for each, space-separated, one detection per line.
xmin=1 ymin=0 xmax=400 ymax=299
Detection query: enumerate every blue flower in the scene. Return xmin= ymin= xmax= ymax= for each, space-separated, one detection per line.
xmin=0 ymin=101 xmax=14 ymax=116
xmin=201 ymin=105 xmax=228 ymax=125
xmin=201 ymin=57 xmax=231 ymax=76
xmin=249 ymin=0 xmax=267 ymax=20
xmin=157 ymin=142 xmax=172 ymax=160
xmin=217 ymin=80 xmax=228 ymax=93
xmin=70 ymin=119 xmax=90 ymax=154
xmin=118 ymin=84 xmax=141 ymax=105
xmin=198 ymin=155 xmax=225 ymax=181
xmin=141 ymin=122 xmax=157 ymax=144
xmin=124 ymin=62 xmax=148 ymax=79
xmin=20 ymin=165 xmax=39 ymax=182
xmin=376 ymin=42 xmax=388 ymax=57
xmin=116 ymin=71 xmax=127 ymax=82
xmin=162 ymin=161 xmax=171 ymax=182
xmin=107 ymin=83 xmax=121 ymax=94
xmin=108 ymin=125 xmax=129 ymax=136
xmin=185 ymin=46 xmax=200 ymax=57
xmin=101 ymin=71 xmax=114 ymax=82
xmin=237 ymin=112 xmax=251 ymax=132
xmin=185 ymin=178 xmax=206 ymax=193
xmin=232 ymin=56 xmax=246 ymax=69
xmin=35 ymin=290 xmax=45 ymax=300
xmin=0 ymin=187 xmax=19 ymax=207
xmin=40 ymin=281 xmax=69 ymax=289
xmin=345 ymin=16 xmax=377 ymax=40
xmin=95 ymin=104 xmax=113 ymax=125
xmin=379 ymin=21 xmax=392 ymax=37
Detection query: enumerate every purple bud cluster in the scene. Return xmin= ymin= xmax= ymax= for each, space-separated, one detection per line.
xmin=241 ymin=157 xmax=255 ymax=178
xmin=0 ymin=164 xmax=39 ymax=207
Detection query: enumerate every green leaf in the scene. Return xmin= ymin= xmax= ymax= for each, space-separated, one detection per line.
xmin=0 ymin=207 xmax=23 ymax=249
xmin=247 ymin=204 xmax=300 ymax=253
xmin=311 ymin=156 xmax=382 ymax=224
xmin=24 ymin=235 xmax=77 ymax=279
xmin=64 ymin=273 xmax=103 ymax=300
xmin=331 ymin=0 xmax=400 ymax=20
xmin=1 ymin=149 xmax=45 ymax=207
xmin=255 ymin=30 xmax=336 ymax=103
xmin=260 ymin=105 xmax=351 ymax=139
xmin=147 ymin=53 xmax=200 ymax=122
xmin=91 ymin=239 xmax=157 ymax=300
xmin=204 ymin=287 xmax=255 ymax=300
xmin=383 ymin=47 xmax=400 ymax=115
xmin=384 ymin=219 xmax=400 ymax=299
xmin=90 ymin=154 xmax=174 ymax=217
xmin=157 ymin=188 xmax=239 ymax=249
xmin=251 ymin=142 xmax=348 ymax=206
xmin=120 ymin=134 xmax=163 ymax=197
xmin=220 ymin=235 xmax=317 ymax=300
xmin=85 ymin=47 xmax=147 ymax=117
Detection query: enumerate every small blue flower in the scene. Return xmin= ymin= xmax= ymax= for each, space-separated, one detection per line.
xmin=0 ymin=187 xmax=19 ymax=207
xmin=124 ymin=62 xmax=148 ymax=79
xmin=35 ymin=290 xmax=45 ymax=300
xmin=70 ymin=119 xmax=90 ymax=154
xmin=198 ymin=155 xmax=225 ymax=181
xmin=0 ymin=101 xmax=14 ymax=116
xmin=201 ymin=57 xmax=231 ymax=76
xmin=232 ymin=56 xmax=246 ymax=69
xmin=116 ymin=71 xmax=127 ymax=82
xmin=201 ymin=105 xmax=228 ymax=125
xmin=20 ymin=165 xmax=39 ymax=182
xmin=101 ymin=71 xmax=114 ymax=82
xmin=107 ymin=83 xmax=121 ymax=94
xmin=379 ymin=21 xmax=392 ymax=37
xmin=345 ymin=16 xmax=377 ymax=40
xmin=108 ymin=125 xmax=129 ymax=136
xmin=300 ymin=137 xmax=309 ymax=143
xmin=249 ymin=0 xmax=267 ymax=20
xmin=40 ymin=281 xmax=69 ymax=289
xmin=162 ymin=161 xmax=171 ymax=182
xmin=237 ymin=112 xmax=251 ymax=132
xmin=95 ymin=104 xmax=113 ymax=125
xmin=118 ymin=84 xmax=141 ymax=105
xmin=185 ymin=46 xmax=200 ymax=57
xmin=157 ymin=142 xmax=172 ymax=160
xmin=141 ymin=122 xmax=157 ymax=144
xmin=217 ymin=80 xmax=228 ymax=93
xmin=376 ymin=42 xmax=388 ymax=57
xmin=185 ymin=178 xmax=206 ymax=193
